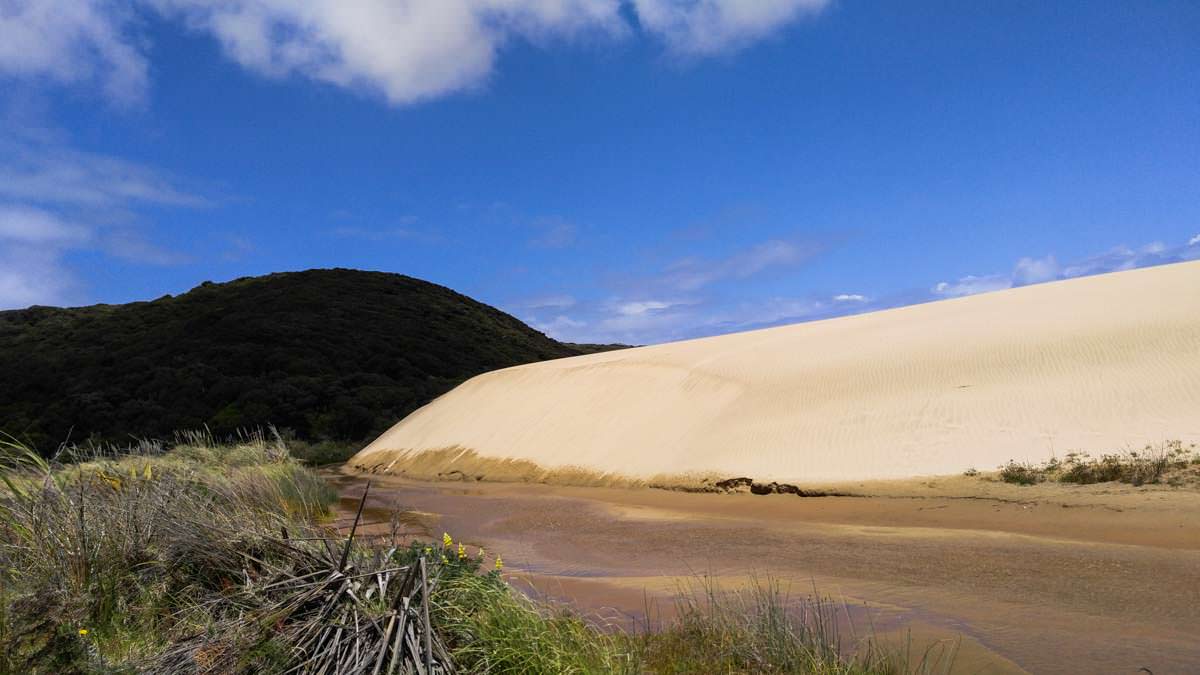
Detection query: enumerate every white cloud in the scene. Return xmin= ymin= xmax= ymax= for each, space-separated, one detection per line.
xmin=0 ymin=244 xmax=78 ymax=309
xmin=2 ymin=1 xmax=829 ymax=106
xmin=932 ymin=274 xmax=1011 ymax=298
xmin=934 ymin=235 xmax=1198 ymax=302
xmin=1187 ymin=234 xmax=1199 ymax=247
xmin=0 ymin=206 xmax=86 ymax=308
xmin=833 ymin=293 xmax=865 ymax=302
xmin=1011 ymin=254 xmax=1058 ymax=286
xmin=631 ymin=0 xmax=829 ymax=55
xmin=0 ymin=0 xmax=148 ymax=105
xmin=616 ymin=299 xmax=678 ymax=316
xmin=0 ymin=205 xmax=91 ymax=245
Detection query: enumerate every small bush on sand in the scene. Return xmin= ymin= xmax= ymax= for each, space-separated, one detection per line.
xmin=996 ymin=442 xmax=1198 ymax=487
xmin=998 ymin=461 xmax=1045 ymax=485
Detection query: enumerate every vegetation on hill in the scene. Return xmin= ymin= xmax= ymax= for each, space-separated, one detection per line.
xmin=0 ymin=432 xmax=955 ymax=674
xmin=0 ymin=269 xmax=622 ymax=455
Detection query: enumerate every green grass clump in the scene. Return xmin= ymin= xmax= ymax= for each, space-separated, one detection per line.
xmin=430 ymin=563 xmax=957 ymax=675
xmin=0 ymin=432 xmax=338 ymax=673
xmin=433 ymin=570 xmax=633 ymax=673
xmin=3 ymin=429 xmax=961 ymax=674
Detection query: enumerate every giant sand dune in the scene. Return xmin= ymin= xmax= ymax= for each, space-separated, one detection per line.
xmin=353 ymin=261 xmax=1200 ymax=483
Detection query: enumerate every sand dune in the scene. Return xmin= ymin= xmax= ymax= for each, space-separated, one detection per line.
xmin=353 ymin=261 xmax=1200 ymax=483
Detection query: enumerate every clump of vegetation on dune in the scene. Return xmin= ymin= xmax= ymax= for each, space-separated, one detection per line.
xmin=2 ymin=431 xmax=953 ymax=674
xmin=997 ymin=441 xmax=1200 ymax=486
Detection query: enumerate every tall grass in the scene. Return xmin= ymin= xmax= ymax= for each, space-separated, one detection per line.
xmin=0 ymin=432 xmax=340 ymax=672
xmin=2 ymin=431 xmax=960 ymax=674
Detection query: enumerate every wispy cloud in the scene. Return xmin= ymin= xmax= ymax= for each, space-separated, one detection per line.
xmin=518 ymin=234 xmax=825 ymax=344
xmin=631 ymin=0 xmax=829 ymax=56
xmin=528 ymin=217 xmax=579 ymax=249
xmin=531 ymin=314 xmax=587 ymax=338
xmin=517 ymin=294 xmax=577 ymax=310
xmin=331 ymin=223 xmax=438 ymax=244
xmin=2 ymin=1 xmax=831 ymax=107
xmin=528 ymin=233 xmax=1200 ymax=345
xmin=0 ymin=204 xmax=91 ymax=245
xmin=104 ymin=229 xmax=191 ymax=266
xmin=931 ymin=274 xmax=1010 ymax=298
xmin=933 ymin=238 xmax=1200 ymax=301
xmin=659 ymin=239 xmax=819 ymax=292
xmin=615 ymin=299 xmax=681 ymax=316
xmin=0 ymin=136 xmax=208 ymax=209
xmin=0 ymin=126 xmax=208 ymax=308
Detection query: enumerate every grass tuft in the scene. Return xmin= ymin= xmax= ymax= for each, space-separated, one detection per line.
xmin=3 ymin=430 xmax=965 ymax=673
xmin=996 ymin=441 xmax=1199 ymax=486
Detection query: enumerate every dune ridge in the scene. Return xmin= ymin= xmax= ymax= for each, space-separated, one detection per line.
xmin=353 ymin=261 xmax=1200 ymax=483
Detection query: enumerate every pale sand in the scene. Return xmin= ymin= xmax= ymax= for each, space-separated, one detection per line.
xmin=353 ymin=261 xmax=1200 ymax=483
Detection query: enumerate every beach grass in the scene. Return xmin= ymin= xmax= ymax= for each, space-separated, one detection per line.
xmin=2 ymin=431 xmax=956 ymax=674
xmin=997 ymin=441 xmax=1199 ymax=486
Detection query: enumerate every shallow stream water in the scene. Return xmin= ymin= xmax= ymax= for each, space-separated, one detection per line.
xmin=324 ymin=470 xmax=1200 ymax=674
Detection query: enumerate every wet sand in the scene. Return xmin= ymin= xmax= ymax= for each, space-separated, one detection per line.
xmin=326 ymin=471 xmax=1200 ymax=674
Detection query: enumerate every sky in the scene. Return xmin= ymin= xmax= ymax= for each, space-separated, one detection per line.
xmin=0 ymin=0 xmax=1197 ymax=344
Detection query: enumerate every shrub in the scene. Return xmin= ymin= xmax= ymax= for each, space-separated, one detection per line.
xmin=993 ymin=442 xmax=1198 ymax=487
xmin=998 ymin=461 xmax=1044 ymax=485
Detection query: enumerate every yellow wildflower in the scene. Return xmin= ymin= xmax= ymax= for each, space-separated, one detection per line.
xmin=442 ymin=532 xmax=452 ymax=547
xmin=494 ymin=556 xmax=503 ymax=571
xmin=423 ymin=546 xmax=432 ymax=556
xmin=78 ymin=629 xmax=89 ymax=636
xmin=457 ymin=542 xmax=466 ymax=559
xmin=441 ymin=554 xmax=449 ymax=564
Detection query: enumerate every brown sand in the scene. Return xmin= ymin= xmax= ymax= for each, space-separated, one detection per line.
xmin=353 ymin=261 xmax=1200 ymax=484
xmin=327 ymin=470 xmax=1200 ymax=675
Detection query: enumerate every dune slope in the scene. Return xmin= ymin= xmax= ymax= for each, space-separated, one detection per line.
xmin=353 ymin=262 xmax=1200 ymax=482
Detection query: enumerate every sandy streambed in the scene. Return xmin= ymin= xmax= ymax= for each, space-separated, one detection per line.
xmin=324 ymin=470 xmax=1200 ymax=674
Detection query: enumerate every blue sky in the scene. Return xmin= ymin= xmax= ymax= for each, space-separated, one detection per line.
xmin=1 ymin=1 xmax=1197 ymax=344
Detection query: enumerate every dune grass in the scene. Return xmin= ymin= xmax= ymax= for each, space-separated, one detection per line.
xmin=2 ymin=431 xmax=957 ymax=673
xmin=997 ymin=441 xmax=1200 ymax=486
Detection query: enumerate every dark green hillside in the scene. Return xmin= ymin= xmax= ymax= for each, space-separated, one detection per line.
xmin=0 ymin=269 xmax=622 ymax=451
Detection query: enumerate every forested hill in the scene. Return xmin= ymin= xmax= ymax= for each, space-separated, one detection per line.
xmin=0 ymin=269 xmax=623 ymax=450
